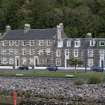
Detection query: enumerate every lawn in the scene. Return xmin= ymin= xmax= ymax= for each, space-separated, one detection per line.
xmin=0 ymin=70 xmax=105 ymax=80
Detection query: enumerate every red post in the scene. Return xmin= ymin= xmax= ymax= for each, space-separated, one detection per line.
xmin=0 ymin=96 xmax=1 ymax=104
xmin=13 ymin=91 xmax=16 ymax=105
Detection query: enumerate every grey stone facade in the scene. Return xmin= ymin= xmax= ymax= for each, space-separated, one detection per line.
xmin=0 ymin=23 xmax=105 ymax=69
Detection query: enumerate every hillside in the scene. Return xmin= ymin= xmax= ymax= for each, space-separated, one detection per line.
xmin=0 ymin=0 xmax=105 ymax=37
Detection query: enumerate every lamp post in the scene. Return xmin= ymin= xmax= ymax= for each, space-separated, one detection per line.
xmin=101 ymin=60 xmax=104 ymax=72
xmin=84 ymin=49 xmax=87 ymax=72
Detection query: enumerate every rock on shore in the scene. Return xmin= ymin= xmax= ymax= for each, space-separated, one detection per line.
xmin=0 ymin=77 xmax=105 ymax=105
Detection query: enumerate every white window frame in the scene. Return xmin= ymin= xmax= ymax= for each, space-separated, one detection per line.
xmin=29 ymin=49 xmax=35 ymax=55
xmin=88 ymin=59 xmax=93 ymax=67
xmin=65 ymin=49 xmax=70 ymax=59
xmin=8 ymin=48 xmax=14 ymax=55
xmin=1 ymin=49 xmax=7 ymax=55
xmin=88 ymin=49 xmax=93 ymax=57
xmin=38 ymin=49 xmax=44 ymax=55
xmin=29 ymin=58 xmax=34 ymax=65
xmin=74 ymin=49 xmax=79 ymax=57
xmin=1 ymin=57 xmax=8 ymax=65
xmin=9 ymin=40 xmax=19 ymax=46
xmin=39 ymin=40 xmax=44 ymax=46
xmin=22 ymin=57 xmax=27 ymax=65
xmin=46 ymin=40 xmax=51 ymax=46
xmin=29 ymin=40 xmax=35 ymax=46
xmin=21 ymin=40 xmax=29 ymax=46
xmin=9 ymin=58 xmax=14 ymax=65
xmin=9 ymin=40 xmax=13 ymax=46
xmin=22 ymin=49 xmax=26 ymax=55
xmin=46 ymin=48 xmax=51 ymax=55
xmin=90 ymin=39 xmax=96 ymax=46
xmin=1 ymin=41 xmax=5 ymax=46
xmin=99 ymin=41 xmax=105 ymax=46
xmin=67 ymin=40 xmax=71 ymax=47
xmin=74 ymin=39 xmax=80 ymax=48
xmin=29 ymin=49 xmax=32 ymax=55
xmin=56 ymin=49 xmax=61 ymax=57
xmin=99 ymin=49 xmax=105 ymax=58
xmin=56 ymin=58 xmax=61 ymax=66
xmin=65 ymin=48 xmax=69 ymax=55
xmin=14 ymin=49 xmax=19 ymax=55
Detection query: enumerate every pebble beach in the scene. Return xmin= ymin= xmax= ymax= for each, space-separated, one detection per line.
xmin=0 ymin=77 xmax=105 ymax=105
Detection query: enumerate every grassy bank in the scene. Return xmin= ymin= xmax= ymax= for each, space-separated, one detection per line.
xmin=0 ymin=70 xmax=105 ymax=80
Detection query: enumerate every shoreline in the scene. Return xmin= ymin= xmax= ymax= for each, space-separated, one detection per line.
xmin=0 ymin=77 xmax=105 ymax=105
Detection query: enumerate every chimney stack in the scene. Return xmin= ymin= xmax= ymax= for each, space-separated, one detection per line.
xmin=57 ymin=23 xmax=64 ymax=41
xmin=6 ymin=25 xmax=11 ymax=32
xmin=59 ymin=23 xmax=63 ymax=31
xmin=24 ymin=24 xmax=31 ymax=33
xmin=86 ymin=33 xmax=92 ymax=38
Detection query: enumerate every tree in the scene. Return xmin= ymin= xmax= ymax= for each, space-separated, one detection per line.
xmin=0 ymin=0 xmax=105 ymax=37
xmin=68 ymin=58 xmax=83 ymax=71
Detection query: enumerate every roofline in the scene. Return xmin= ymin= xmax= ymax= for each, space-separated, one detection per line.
xmin=64 ymin=38 xmax=105 ymax=39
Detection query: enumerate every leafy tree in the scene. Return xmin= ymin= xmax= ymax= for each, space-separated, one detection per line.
xmin=69 ymin=58 xmax=83 ymax=71
xmin=0 ymin=0 xmax=105 ymax=37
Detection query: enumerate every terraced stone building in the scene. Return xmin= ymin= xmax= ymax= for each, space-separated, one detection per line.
xmin=0 ymin=23 xmax=105 ymax=69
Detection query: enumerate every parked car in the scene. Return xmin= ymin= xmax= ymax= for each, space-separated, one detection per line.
xmin=18 ymin=66 xmax=29 ymax=70
xmin=90 ymin=66 xmax=103 ymax=72
xmin=47 ymin=66 xmax=58 ymax=71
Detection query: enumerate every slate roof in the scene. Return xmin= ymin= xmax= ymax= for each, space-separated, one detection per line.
xmin=63 ymin=38 xmax=105 ymax=49
xmin=2 ymin=28 xmax=57 ymax=40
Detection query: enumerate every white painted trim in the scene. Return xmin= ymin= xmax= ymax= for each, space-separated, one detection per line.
xmin=34 ymin=67 xmax=47 ymax=69
xmin=15 ymin=56 xmax=20 ymax=69
xmin=34 ymin=56 xmax=39 ymax=69
xmin=58 ymin=67 xmax=91 ymax=70
xmin=74 ymin=39 xmax=80 ymax=48
xmin=0 ymin=66 xmax=13 ymax=69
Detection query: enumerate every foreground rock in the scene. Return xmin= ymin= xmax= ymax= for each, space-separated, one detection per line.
xmin=0 ymin=77 xmax=105 ymax=105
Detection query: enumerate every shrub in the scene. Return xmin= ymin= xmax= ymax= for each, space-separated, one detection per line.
xmin=74 ymin=79 xmax=84 ymax=85
xmin=87 ymin=75 xmax=102 ymax=84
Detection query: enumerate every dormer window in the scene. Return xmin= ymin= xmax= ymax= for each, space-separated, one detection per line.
xmin=90 ymin=39 xmax=95 ymax=46
xmin=99 ymin=41 xmax=105 ymax=46
xmin=74 ymin=39 xmax=80 ymax=48
xmin=67 ymin=40 xmax=71 ymax=47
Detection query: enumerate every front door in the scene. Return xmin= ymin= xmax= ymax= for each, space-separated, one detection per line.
xmin=15 ymin=56 xmax=20 ymax=69
xmin=34 ymin=56 xmax=39 ymax=68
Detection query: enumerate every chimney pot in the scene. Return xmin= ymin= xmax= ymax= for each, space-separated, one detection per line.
xmin=24 ymin=23 xmax=31 ymax=33
xmin=6 ymin=25 xmax=11 ymax=32
xmin=86 ymin=33 xmax=92 ymax=38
